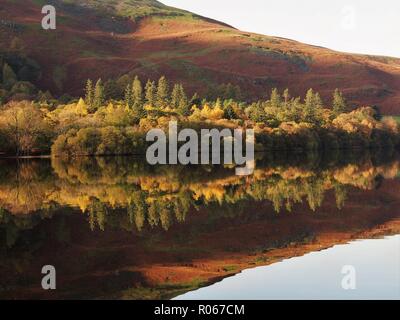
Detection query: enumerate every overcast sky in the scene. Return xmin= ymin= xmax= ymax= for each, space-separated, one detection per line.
xmin=162 ymin=0 xmax=400 ymax=58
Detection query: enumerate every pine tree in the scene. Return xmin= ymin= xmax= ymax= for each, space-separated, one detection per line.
xmin=92 ymin=79 xmax=104 ymax=112
xmin=177 ymin=84 xmax=189 ymax=116
xmin=38 ymin=90 xmax=53 ymax=103
xmin=124 ymin=83 xmax=132 ymax=107
xmin=104 ymin=79 xmax=119 ymax=100
xmin=270 ymin=88 xmax=282 ymax=108
xmin=190 ymin=93 xmax=201 ymax=106
xmin=76 ymin=98 xmax=88 ymax=115
xmin=170 ymin=83 xmax=189 ymax=115
xmin=250 ymin=102 xmax=267 ymax=123
xmin=171 ymin=84 xmax=182 ymax=109
xmin=303 ymin=89 xmax=323 ymax=124
xmin=291 ymin=97 xmax=302 ymax=122
xmin=156 ymin=76 xmax=169 ymax=108
xmin=2 ymin=63 xmax=17 ymax=90
xmin=314 ymin=92 xmax=323 ymax=109
xmin=303 ymin=88 xmax=316 ymax=123
xmin=332 ymin=89 xmax=347 ymax=116
xmin=132 ymin=76 xmax=144 ymax=115
xmin=215 ymin=97 xmax=222 ymax=109
xmin=145 ymin=80 xmax=156 ymax=107
xmin=283 ymin=88 xmax=290 ymax=106
xmin=84 ymin=79 xmax=94 ymax=107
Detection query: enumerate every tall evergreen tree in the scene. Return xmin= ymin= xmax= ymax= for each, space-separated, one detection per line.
xmin=190 ymin=92 xmax=201 ymax=106
xmin=92 ymin=79 xmax=104 ymax=112
xmin=283 ymin=88 xmax=290 ymax=106
xmin=332 ymin=88 xmax=347 ymax=116
xmin=84 ymin=79 xmax=94 ymax=107
xmin=171 ymin=83 xmax=189 ymax=115
xmin=177 ymin=85 xmax=189 ymax=116
xmin=314 ymin=92 xmax=323 ymax=109
xmin=145 ymin=80 xmax=156 ymax=107
xmin=124 ymin=83 xmax=132 ymax=107
xmin=156 ymin=76 xmax=169 ymax=108
xmin=303 ymin=89 xmax=323 ymax=124
xmin=104 ymin=79 xmax=119 ymax=100
xmin=132 ymin=76 xmax=143 ymax=111
xmin=171 ymin=83 xmax=182 ymax=109
xmin=270 ymin=88 xmax=282 ymax=108
xmin=303 ymin=88 xmax=316 ymax=123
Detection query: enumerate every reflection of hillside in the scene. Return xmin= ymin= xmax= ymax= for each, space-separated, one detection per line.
xmin=0 ymin=154 xmax=400 ymax=299
xmin=1 ymin=191 xmax=399 ymax=299
xmin=0 ymin=154 xmax=399 ymax=232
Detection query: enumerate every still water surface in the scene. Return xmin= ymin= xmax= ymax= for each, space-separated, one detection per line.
xmin=0 ymin=151 xmax=399 ymax=299
xmin=176 ymin=235 xmax=400 ymax=300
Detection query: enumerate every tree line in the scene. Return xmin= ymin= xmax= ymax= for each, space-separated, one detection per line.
xmin=0 ymin=73 xmax=399 ymax=157
xmin=83 ymin=75 xmax=197 ymax=117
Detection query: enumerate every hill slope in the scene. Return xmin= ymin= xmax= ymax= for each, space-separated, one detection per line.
xmin=1 ymin=0 xmax=400 ymax=113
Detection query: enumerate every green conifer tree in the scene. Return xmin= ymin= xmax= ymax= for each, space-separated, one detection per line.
xmin=171 ymin=83 xmax=182 ymax=109
xmin=190 ymin=92 xmax=201 ymax=106
xmin=270 ymin=88 xmax=282 ymax=108
xmin=156 ymin=76 xmax=169 ymax=108
xmin=283 ymin=88 xmax=290 ymax=106
xmin=84 ymin=79 xmax=94 ymax=107
xmin=303 ymin=88 xmax=316 ymax=123
xmin=132 ymin=76 xmax=144 ymax=115
xmin=92 ymin=79 xmax=104 ymax=112
xmin=332 ymin=88 xmax=347 ymax=116
xmin=124 ymin=83 xmax=132 ymax=107
xmin=145 ymin=80 xmax=156 ymax=107
xmin=177 ymin=84 xmax=189 ymax=116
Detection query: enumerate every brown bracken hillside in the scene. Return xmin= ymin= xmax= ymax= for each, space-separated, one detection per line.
xmin=1 ymin=0 xmax=400 ymax=113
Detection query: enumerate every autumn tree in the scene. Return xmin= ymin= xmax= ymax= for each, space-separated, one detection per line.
xmin=248 ymin=102 xmax=267 ymax=123
xmin=0 ymin=101 xmax=49 ymax=156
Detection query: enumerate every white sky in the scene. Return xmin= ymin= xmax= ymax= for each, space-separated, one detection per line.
xmin=162 ymin=0 xmax=400 ymax=58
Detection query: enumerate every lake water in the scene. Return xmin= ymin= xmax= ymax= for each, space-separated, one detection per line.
xmin=0 ymin=150 xmax=399 ymax=299
xmin=176 ymin=235 xmax=400 ymax=300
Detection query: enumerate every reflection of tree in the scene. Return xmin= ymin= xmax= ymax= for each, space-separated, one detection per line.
xmin=88 ymin=198 xmax=108 ymax=231
xmin=0 ymin=151 xmax=399 ymax=232
xmin=334 ymin=183 xmax=347 ymax=210
xmin=128 ymin=191 xmax=147 ymax=232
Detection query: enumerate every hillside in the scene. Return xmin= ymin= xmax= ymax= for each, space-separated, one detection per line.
xmin=1 ymin=0 xmax=400 ymax=113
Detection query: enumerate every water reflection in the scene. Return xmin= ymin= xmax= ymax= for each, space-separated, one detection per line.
xmin=0 ymin=150 xmax=399 ymax=299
